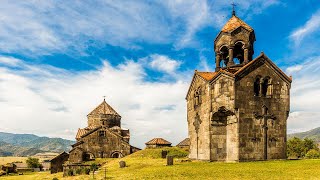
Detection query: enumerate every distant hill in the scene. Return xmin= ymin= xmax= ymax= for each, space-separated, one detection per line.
xmin=288 ymin=127 xmax=320 ymax=143
xmin=0 ymin=132 xmax=75 ymax=156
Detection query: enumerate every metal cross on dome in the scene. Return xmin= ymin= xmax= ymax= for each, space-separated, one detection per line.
xmin=231 ymin=2 xmax=237 ymax=16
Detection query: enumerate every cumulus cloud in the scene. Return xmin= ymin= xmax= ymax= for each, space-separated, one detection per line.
xmin=286 ymin=57 xmax=320 ymax=133
xmin=148 ymin=54 xmax=181 ymax=74
xmin=0 ymin=56 xmax=190 ymax=148
xmin=0 ymin=1 xmax=281 ymax=56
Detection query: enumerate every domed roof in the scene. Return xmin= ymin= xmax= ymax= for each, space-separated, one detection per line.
xmin=221 ymin=15 xmax=253 ymax=33
xmin=88 ymin=99 xmax=120 ymax=117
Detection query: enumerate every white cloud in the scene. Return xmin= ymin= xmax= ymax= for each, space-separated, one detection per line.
xmin=0 ymin=56 xmax=190 ymax=148
xmin=290 ymin=10 xmax=320 ymax=46
xmin=149 ymin=54 xmax=181 ymax=74
xmin=0 ymin=1 xmax=281 ymax=55
xmin=287 ymin=57 xmax=320 ymax=133
xmin=286 ymin=64 xmax=303 ymax=74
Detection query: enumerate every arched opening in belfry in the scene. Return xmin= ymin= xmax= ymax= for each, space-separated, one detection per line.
xmin=233 ymin=42 xmax=244 ymax=64
xmin=220 ymin=46 xmax=229 ymax=67
xmin=254 ymin=77 xmax=260 ymax=96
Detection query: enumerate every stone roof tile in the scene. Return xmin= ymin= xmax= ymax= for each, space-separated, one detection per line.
xmin=221 ymin=15 xmax=253 ymax=33
xmin=145 ymin=138 xmax=172 ymax=145
xmin=88 ymin=99 xmax=120 ymax=117
xmin=177 ymin=138 xmax=190 ymax=146
xmin=196 ymin=71 xmax=218 ymax=81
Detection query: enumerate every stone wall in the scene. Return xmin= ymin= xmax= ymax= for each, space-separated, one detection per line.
xmin=50 ymin=152 xmax=69 ymax=174
xmin=187 ymin=75 xmax=211 ymax=160
xmin=210 ymin=75 xmax=237 ymax=161
xmin=70 ymin=128 xmax=131 ymax=162
xmin=235 ymin=60 xmax=290 ymax=161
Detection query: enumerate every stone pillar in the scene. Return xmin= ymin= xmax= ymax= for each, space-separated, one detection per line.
xmin=259 ymin=79 xmax=264 ymax=96
xmin=215 ymin=53 xmax=221 ymax=71
xmin=228 ymin=47 xmax=234 ymax=66
xmin=244 ymin=48 xmax=249 ymax=64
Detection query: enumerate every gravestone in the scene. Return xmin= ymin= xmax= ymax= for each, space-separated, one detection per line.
xmin=166 ymin=156 xmax=173 ymax=166
xmin=119 ymin=161 xmax=126 ymax=168
xmin=161 ymin=150 xmax=168 ymax=158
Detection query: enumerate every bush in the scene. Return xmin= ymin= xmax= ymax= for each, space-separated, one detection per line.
xmin=75 ymin=168 xmax=82 ymax=175
xmin=287 ymin=137 xmax=318 ymax=158
xmin=90 ymin=163 xmax=98 ymax=172
xmin=84 ymin=167 xmax=90 ymax=175
xmin=67 ymin=169 xmax=74 ymax=176
xmin=26 ymin=157 xmax=41 ymax=168
xmin=52 ymin=177 xmax=59 ymax=180
xmin=305 ymin=149 xmax=320 ymax=159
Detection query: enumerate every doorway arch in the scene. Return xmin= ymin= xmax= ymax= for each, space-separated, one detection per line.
xmin=110 ymin=151 xmax=123 ymax=158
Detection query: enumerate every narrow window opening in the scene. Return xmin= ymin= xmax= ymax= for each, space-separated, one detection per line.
xmin=254 ymin=78 xmax=260 ymax=96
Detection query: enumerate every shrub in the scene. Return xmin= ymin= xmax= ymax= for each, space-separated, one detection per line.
xmin=287 ymin=137 xmax=318 ymax=158
xmin=52 ymin=177 xmax=59 ymax=180
xmin=26 ymin=157 xmax=41 ymax=168
xmin=305 ymin=149 xmax=320 ymax=159
xmin=67 ymin=169 xmax=74 ymax=176
xmin=90 ymin=163 xmax=98 ymax=172
xmin=75 ymin=168 xmax=82 ymax=175
xmin=84 ymin=167 xmax=90 ymax=175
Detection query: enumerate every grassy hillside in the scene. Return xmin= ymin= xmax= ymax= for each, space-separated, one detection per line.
xmin=0 ymin=132 xmax=75 ymax=156
xmin=1 ymin=148 xmax=320 ymax=179
xmin=288 ymin=127 xmax=320 ymax=142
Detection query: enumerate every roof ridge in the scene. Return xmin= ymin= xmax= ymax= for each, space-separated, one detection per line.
xmin=221 ymin=15 xmax=253 ymax=33
xmin=88 ymin=100 xmax=121 ymax=116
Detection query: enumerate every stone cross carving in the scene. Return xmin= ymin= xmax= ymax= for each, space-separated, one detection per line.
xmin=193 ymin=113 xmax=201 ymax=159
xmin=254 ymin=105 xmax=276 ymax=160
xmin=193 ymin=114 xmax=201 ymax=133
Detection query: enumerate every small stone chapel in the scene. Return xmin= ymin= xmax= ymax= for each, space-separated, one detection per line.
xmin=186 ymin=10 xmax=292 ymax=162
xmin=68 ymin=98 xmax=140 ymax=163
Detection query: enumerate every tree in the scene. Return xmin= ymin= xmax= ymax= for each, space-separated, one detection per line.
xmin=287 ymin=137 xmax=303 ymax=158
xmin=302 ymin=138 xmax=318 ymax=156
xmin=26 ymin=157 xmax=41 ymax=168
xmin=287 ymin=137 xmax=318 ymax=158
xmin=90 ymin=163 xmax=98 ymax=179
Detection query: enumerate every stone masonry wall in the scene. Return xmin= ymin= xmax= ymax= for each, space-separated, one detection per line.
xmin=210 ymin=75 xmax=238 ymax=161
xmin=187 ymin=75 xmax=211 ymax=160
xmin=235 ymin=60 xmax=290 ymax=161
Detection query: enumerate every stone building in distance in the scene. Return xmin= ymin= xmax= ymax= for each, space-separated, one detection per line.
xmin=145 ymin=138 xmax=172 ymax=148
xmin=68 ymin=99 xmax=140 ymax=163
xmin=186 ymin=10 xmax=292 ymax=162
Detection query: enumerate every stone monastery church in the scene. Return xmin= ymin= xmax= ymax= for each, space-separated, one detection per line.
xmin=186 ymin=11 xmax=292 ymax=162
xmin=69 ymin=99 xmax=140 ymax=163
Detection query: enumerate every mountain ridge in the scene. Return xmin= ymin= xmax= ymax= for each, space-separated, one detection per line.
xmin=288 ymin=127 xmax=320 ymax=142
xmin=0 ymin=132 xmax=75 ymax=156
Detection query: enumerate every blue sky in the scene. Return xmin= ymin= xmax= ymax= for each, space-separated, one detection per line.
xmin=0 ymin=0 xmax=320 ymax=148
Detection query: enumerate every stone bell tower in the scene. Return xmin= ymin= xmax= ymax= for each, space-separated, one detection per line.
xmin=186 ymin=9 xmax=292 ymax=162
xmin=214 ymin=11 xmax=255 ymax=71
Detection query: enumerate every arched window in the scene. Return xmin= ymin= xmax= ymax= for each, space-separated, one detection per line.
xmin=262 ymin=77 xmax=272 ymax=97
xmin=194 ymin=87 xmax=201 ymax=107
xmin=220 ymin=46 xmax=229 ymax=67
xmin=254 ymin=77 xmax=260 ymax=96
xmin=233 ymin=42 xmax=244 ymax=64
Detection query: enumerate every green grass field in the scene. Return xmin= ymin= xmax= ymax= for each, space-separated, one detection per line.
xmin=1 ymin=148 xmax=320 ymax=180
